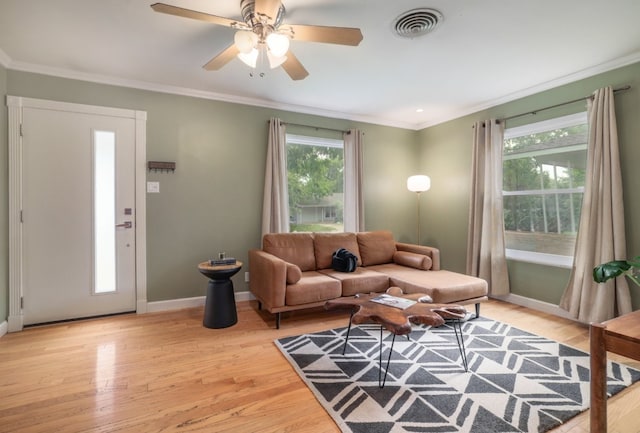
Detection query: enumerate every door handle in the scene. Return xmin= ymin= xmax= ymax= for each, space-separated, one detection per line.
xmin=116 ymin=221 xmax=133 ymax=229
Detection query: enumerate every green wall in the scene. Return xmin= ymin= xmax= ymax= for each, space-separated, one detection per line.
xmin=2 ymin=71 xmax=419 ymax=306
xmin=2 ymin=61 xmax=639 ymax=320
xmin=0 ymin=63 xmax=7 ymax=322
xmin=418 ymin=61 xmax=640 ymax=309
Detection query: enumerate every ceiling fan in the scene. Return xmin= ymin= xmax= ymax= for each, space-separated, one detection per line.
xmin=151 ymin=0 xmax=364 ymax=80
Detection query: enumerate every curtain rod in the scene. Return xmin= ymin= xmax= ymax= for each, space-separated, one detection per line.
xmin=274 ymin=120 xmax=350 ymax=134
xmin=498 ymin=85 xmax=631 ymax=124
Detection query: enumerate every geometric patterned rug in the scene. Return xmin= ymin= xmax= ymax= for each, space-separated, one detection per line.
xmin=275 ymin=317 xmax=640 ymax=433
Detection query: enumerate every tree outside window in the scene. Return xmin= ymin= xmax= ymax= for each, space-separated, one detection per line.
xmin=286 ymin=134 xmax=344 ymax=232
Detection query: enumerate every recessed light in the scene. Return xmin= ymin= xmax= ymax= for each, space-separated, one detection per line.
xmin=416 ymin=108 xmax=424 ymax=113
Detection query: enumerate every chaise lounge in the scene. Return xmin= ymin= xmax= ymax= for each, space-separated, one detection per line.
xmin=249 ymin=230 xmax=488 ymax=328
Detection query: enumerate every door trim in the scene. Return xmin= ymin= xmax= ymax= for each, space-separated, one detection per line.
xmin=6 ymin=96 xmax=148 ymax=332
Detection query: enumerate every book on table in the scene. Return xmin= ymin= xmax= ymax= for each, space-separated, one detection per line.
xmin=370 ymin=294 xmax=416 ymax=310
xmin=209 ymin=257 xmax=236 ymax=266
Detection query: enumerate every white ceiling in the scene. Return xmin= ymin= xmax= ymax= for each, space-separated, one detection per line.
xmin=1 ymin=0 xmax=639 ymax=130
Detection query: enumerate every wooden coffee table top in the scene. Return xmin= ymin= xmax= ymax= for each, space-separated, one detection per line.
xmin=325 ymin=294 xmax=467 ymax=336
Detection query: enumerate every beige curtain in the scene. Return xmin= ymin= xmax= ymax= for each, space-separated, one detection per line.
xmin=466 ymin=119 xmax=510 ymax=295
xmin=261 ymin=118 xmax=289 ymax=237
xmin=559 ymin=87 xmax=631 ymax=323
xmin=343 ymin=129 xmax=365 ymax=232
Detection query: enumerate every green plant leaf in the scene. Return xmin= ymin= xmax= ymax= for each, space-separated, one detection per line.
xmin=593 ymin=260 xmax=631 ymax=283
xmin=627 ymin=256 xmax=640 ymax=268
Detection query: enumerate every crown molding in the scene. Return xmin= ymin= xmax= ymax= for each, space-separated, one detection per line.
xmin=416 ymin=50 xmax=640 ymax=130
xmin=5 ymin=50 xmax=639 ymax=132
xmin=0 ymin=48 xmax=11 ymax=68
xmin=6 ymin=59 xmax=415 ymax=130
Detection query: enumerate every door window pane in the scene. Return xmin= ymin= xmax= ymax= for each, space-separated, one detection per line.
xmin=94 ymin=130 xmax=116 ymax=294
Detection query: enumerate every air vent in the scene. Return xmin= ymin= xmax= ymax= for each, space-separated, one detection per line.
xmin=392 ymin=8 xmax=443 ymax=39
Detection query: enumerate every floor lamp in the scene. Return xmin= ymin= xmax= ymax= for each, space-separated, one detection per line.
xmin=407 ymin=175 xmax=431 ymax=245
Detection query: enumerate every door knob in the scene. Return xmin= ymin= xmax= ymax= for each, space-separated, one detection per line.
xmin=116 ymin=221 xmax=133 ymax=229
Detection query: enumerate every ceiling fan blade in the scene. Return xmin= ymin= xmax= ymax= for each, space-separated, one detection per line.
xmin=286 ymin=24 xmax=363 ymax=46
xmin=151 ymin=3 xmax=240 ymax=28
xmin=203 ymin=44 xmax=240 ymax=71
xmin=254 ymin=0 xmax=282 ymax=23
xmin=281 ymin=51 xmax=309 ymax=81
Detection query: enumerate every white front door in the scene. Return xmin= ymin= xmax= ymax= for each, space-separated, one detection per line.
xmin=19 ymin=103 xmax=138 ymax=325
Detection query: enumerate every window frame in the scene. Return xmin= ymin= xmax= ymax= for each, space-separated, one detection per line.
xmin=503 ymin=112 xmax=588 ymax=268
xmin=286 ymin=134 xmax=343 ymax=149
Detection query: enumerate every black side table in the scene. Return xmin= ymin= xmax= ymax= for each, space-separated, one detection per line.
xmin=198 ymin=261 xmax=243 ymax=329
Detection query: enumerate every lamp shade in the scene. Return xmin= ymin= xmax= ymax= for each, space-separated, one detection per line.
xmin=266 ymin=32 xmax=290 ymax=57
xmin=237 ymin=48 xmax=259 ymax=68
xmin=234 ymin=30 xmax=258 ymax=54
xmin=407 ymin=175 xmax=431 ymax=193
xmin=267 ymin=51 xmax=287 ymax=69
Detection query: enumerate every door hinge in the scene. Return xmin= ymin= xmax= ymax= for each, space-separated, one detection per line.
xmin=20 ymin=210 xmax=23 ymax=223
xmin=20 ymin=123 xmax=23 ymax=137
xmin=21 ymin=297 xmax=24 ymax=309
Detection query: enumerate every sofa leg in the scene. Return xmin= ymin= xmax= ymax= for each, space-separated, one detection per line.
xmin=258 ymin=301 xmax=262 ymax=310
xmin=276 ymin=312 xmax=281 ymax=329
xmin=474 ymin=303 xmax=480 ymax=319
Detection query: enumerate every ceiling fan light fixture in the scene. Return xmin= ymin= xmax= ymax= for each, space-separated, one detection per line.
xmin=234 ymin=30 xmax=258 ymax=53
xmin=151 ymin=1 xmax=362 ymax=80
xmin=237 ymin=48 xmax=259 ymax=68
xmin=266 ymin=32 xmax=290 ymax=57
xmin=267 ymin=51 xmax=287 ymax=69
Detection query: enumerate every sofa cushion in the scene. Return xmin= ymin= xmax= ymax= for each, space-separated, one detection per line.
xmin=285 ymin=272 xmax=342 ymax=306
xmin=286 ymin=263 xmax=302 ymax=284
xmin=319 ymin=268 xmax=389 ymax=296
xmin=357 ymin=230 xmax=397 ymax=266
xmin=263 ymin=233 xmax=316 ymax=271
xmin=314 ymin=232 xmax=361 ymax=269
xmin=368 ymin=264 xmax=488 ymax=304
xmin=393 ymin=251 xmax=433 ymax=270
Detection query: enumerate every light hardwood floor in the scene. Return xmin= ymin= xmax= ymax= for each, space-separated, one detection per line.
xmin=1 ymin=300 xmax=639 ymax=433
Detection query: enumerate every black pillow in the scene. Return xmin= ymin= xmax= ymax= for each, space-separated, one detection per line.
xmin=331 ymin=248 xmax=358 ymax=272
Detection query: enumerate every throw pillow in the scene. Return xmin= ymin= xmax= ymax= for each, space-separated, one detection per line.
xmin=393 ymin=251 xmax=433 ymax=270
xmin=286 ymin=263 xmax=302 ymax=284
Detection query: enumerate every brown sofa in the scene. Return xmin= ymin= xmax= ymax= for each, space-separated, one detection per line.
xmin=248 ymin=230 xmax=488 ymax=328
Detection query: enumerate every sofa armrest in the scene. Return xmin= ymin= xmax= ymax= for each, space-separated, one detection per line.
xmin=249 ymin=249 xmax=288 ymax=309
xmin=395 ymin=242 xmax=441 ymax=270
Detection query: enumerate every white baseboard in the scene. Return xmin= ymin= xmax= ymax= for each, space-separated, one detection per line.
xmin=136 ymin=299 xmax=148 ymax=314
xmin=492 ymin=293 xmax=575 ymax=320
xmin=8 ymin=314 xmax=23 ymax=333
xmin=0 ymin=293 xmax=257 ymax=332
xmin=146 ymin=296 xmax=206 ymax=313
xmin=145 ymin=291 xmax=255 ymax=313
xmin=0 ymin=293 xmax=568 ymax=332
xmin=143 ymin=291 xmax=570 ymax=321
xmin=235 ymin=291 xmax=255 ymax=302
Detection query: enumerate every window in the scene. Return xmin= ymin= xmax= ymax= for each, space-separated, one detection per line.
xmin=286 ymin=134 xmax=344 ymax=232
xmin=93 ymin=130 xmax=117 ymax=294
xmin=503 ymin=112 xmax=588 ymax=267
